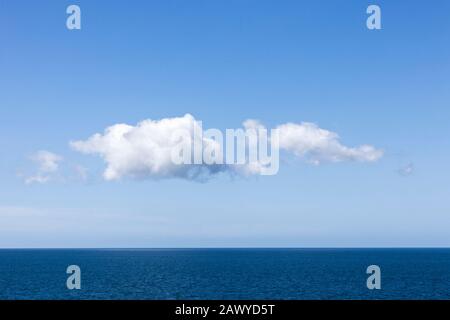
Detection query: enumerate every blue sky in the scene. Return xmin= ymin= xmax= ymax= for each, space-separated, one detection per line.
xmin=0 ymin=0 xmax=449 ymax=247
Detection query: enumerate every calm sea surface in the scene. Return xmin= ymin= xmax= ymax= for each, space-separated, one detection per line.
xmin=0 ymin=249 xmax=449 ymax=299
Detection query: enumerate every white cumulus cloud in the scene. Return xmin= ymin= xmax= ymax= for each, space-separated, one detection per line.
xmin=70 ymin=114 xmax=229 ymax=181
xmin=70 ymin=114 xmax=383 ymax=181
xmin=25 ymin=150 xmax=63 ymax=184
xmin=276 ymin=122 xmax=383 ymax=165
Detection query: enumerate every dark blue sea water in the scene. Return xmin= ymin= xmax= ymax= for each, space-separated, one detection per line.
xmin=0 ymin=249 xmax=449 ymax=299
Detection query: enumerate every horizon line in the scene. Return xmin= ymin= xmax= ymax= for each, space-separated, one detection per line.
xmin=1 ymin=246 xmax=450 ymax=250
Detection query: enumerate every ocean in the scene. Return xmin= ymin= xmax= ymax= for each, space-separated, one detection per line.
xmin=0 ymin=248 xmax=449 ymax=300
